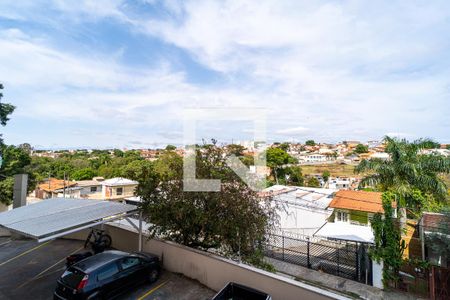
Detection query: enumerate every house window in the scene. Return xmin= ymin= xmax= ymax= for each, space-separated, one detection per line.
xmin=116 ymin=187 xmax=123 ymax=196
xmin=90 ymin=186 xmax=97 ymax=192
xmin=336 ymin=211 xmax=348 ymax=222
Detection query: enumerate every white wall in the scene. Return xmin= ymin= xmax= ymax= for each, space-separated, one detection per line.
xmin=277 ymin=204 xmax=331 ymax=235
xmin=100 ymin=224 xmax=347 ymax=300
xmin=372 ymin=260 xmax=383 ymax=289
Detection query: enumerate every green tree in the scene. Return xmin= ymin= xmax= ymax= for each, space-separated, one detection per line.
xmin=265 ymin=147 xmax=297 ymax=183
xmin=153 ymin=151 xmax=183 ymax=180
xmin=0 ymin=177 xmax=14 ymax=205
xmin=278 ymin=142 xmax=290 ymax=152
xmin=285 ymin=166 xmax=304 ymax=186
xmin=113 ymin=149 xmax=124 ymax=157
xmin=165 ymin=144 xmax=177 ymax=151
xmin=71 ymin=168 xmax=97 ymax=180
xmin=123 ymin=150 xmax=141 ymax=159
xmin=239 ymin=155 xmax=254 ymax=167
xmin=226 ymin=144 xmax=246 ymax=157
xmin=18 ymin=143 xmax=32 ymax=154
xmin=0 ymin=83 xmax=15 ymax=155
xmin=371 ymin=192 xmax=406 ymax=287
xmin=419 ymin=139 xmax=440 ymax=149
xmin=0 ymin=145 xmax=34 ymax=205
xmin=354 ymin=143 xmax=369 ymax=154
xmin=307 ymin=177 xmax=320 ymax=187
xmin=119 ymin=160 xmax=153 ymax=181
xmin=322 ymin=170 xmax=331 ymax=182
xmin=305 ymin=140 xmax=315 ymax=146
xmin=137 ymin=142 xmax=276 ymax=268
xmin=355 ymin=136 xmax=450 ymax=215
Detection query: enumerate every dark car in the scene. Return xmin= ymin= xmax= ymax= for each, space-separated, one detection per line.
xmin=54 ymin=250 xmax=160 ymax=300
xmin=212 ymin=282 xmax=272 ymax=300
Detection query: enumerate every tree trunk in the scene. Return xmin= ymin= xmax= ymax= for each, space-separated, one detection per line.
xmin=399 ymin=207 xmax=407 ymax=237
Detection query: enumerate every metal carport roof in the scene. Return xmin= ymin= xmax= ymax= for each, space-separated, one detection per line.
xmin=0 ymin=198 xmax=139 ymax=243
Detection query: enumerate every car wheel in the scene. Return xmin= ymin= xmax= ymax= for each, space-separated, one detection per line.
xmin=149 ymin=268 xmax=160 ymax=283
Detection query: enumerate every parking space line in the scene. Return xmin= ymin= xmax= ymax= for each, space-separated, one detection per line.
xmin=16 ymin=245 xmax=85 ymax=289
xmin=137 ymin=280 xmax=169 ymax=300
xmin=0 ymin=240 xmax=52 ymax=267
xmin=0 ymin=239 xmax=11 ymax=247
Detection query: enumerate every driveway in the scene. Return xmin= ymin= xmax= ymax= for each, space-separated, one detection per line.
xmin=0 ymin=237 xmax=214 ymax=300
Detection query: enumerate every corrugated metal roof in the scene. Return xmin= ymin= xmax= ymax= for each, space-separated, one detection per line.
xmin=0 ymin=198 xmax=137 ymax=240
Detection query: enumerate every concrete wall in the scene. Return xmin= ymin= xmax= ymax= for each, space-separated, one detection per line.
xmin=67 ymin=224 xmax=347 ymax=300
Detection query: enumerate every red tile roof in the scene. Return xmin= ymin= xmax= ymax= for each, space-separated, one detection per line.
xmin=422 ymin=212 xmax=450 ymax=230
xmin=37 ymin=178 xmax=77 ymax=192
xmin=329 ymin=190 xmax=392 ymax=214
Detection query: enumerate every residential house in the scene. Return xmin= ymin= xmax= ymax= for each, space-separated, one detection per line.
xmin=53 ymin=186 xmax=83 ymax=198
xmin=369 ymin=152 xmax=390 ymax=160
xmin=140 ymin=149 xmax=160 ymax=161
xmin=420 ymin=212 xmax=450 ymax=267
xmin=327 ymin=177 xmax=355 ymax=190
xmin=299 ymin=153 xmax=332 ymax=163
xmin=314 ymin=190 xmax=396 ymax=243
xmin=75 ymin=177 xmax=104 ymax=198
xmin=421 ymin=148 xmax=450 ymax=157
xmin=34 ymin=178 xmax=78 ymax=199
xmin=262 ymin=185 xmax=336 ymax=236
xmin=343 ymin=141 xmax=361 ymax=148
xmin=101 ymin=177 xmax=138 ymax=201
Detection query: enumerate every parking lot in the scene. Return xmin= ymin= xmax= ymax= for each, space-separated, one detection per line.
xmin=0 ymin=237 xmax=215 ymax=300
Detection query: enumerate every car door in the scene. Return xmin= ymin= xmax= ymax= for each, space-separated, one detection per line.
xmin=118 ymin=256 xmax=146 ymax=287
xmin=96 ymin=262 xmax=121 ymax=298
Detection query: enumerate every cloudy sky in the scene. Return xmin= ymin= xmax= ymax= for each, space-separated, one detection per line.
xmin=0 ymin=0 xmax=449 ymax=149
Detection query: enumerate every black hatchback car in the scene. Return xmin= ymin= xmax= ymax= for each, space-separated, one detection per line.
xmin=54 ymin=250 xmax=160 ymax=300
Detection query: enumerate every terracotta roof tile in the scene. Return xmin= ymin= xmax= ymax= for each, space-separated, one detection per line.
xmin=38 ymin=178 xmax=77 ymax=192
xmin=329 ymin=190 xmax=389 ymax=213
xmin=422 ymin=212 xmax=450 ymax=230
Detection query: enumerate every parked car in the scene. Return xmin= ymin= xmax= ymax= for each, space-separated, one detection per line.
xmin=212 ymin=282 xmax=272 ymax=300
xmin=54 ymin=250 xmax=160 ymax=300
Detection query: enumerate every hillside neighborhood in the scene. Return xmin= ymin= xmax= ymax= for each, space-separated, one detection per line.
xmin=1 ymin=138 xmax=449 ymax=299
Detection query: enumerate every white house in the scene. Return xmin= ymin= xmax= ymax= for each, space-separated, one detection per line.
xmin=369 ymin=152 xmax=390 ymax=160
xmin=101 ymin=177 xmax=138 ymax=201
xmin=263 ymin=185 xmax=336 ymax=236
xmin=299 ymin=154 xmax=332 ymax=163
xmin=327 ymin=177 xmax=355 ymax=190
xmin=75 ymin=177 xmax=104 ymax=198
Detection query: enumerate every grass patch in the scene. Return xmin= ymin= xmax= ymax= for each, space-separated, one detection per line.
xmin=301 ymin=163 xmax=357 ymax=177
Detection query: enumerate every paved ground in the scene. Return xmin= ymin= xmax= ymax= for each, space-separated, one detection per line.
xmin=0 ymin=237 xmax=215 ymax=300
xmin=265 ymin=257 xmax=419 ymax=300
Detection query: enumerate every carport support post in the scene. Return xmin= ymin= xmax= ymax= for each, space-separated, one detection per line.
xmin=138 ymin=211 xmax=143 ymax=252
xmin=13 ymin=174 xmax=28 ymax=209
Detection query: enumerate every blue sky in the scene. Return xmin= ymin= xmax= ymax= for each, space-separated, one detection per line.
xmin=0 ymin=0 xmax=449 ymax=149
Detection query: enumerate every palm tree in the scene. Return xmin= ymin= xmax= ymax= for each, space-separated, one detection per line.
xmin=355 ymin=136 xmax=450 ymax=218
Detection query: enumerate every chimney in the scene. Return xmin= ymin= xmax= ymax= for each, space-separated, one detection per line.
xmin=13 ymin=174 xmax=28 ymax=208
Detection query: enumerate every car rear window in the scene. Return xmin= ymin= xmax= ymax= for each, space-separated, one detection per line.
xmin=61 ymin=267 xmax=86 ymax=288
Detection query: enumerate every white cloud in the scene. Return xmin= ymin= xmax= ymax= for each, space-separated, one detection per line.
xmin=1 ymin=0 xmax=450 ymax=147
xmin=276 ymin=126 xmax=310 ymax=135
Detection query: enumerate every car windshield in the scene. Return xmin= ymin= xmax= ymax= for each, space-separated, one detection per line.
xmin=61 ymin=267 xmax=86 ymax=288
